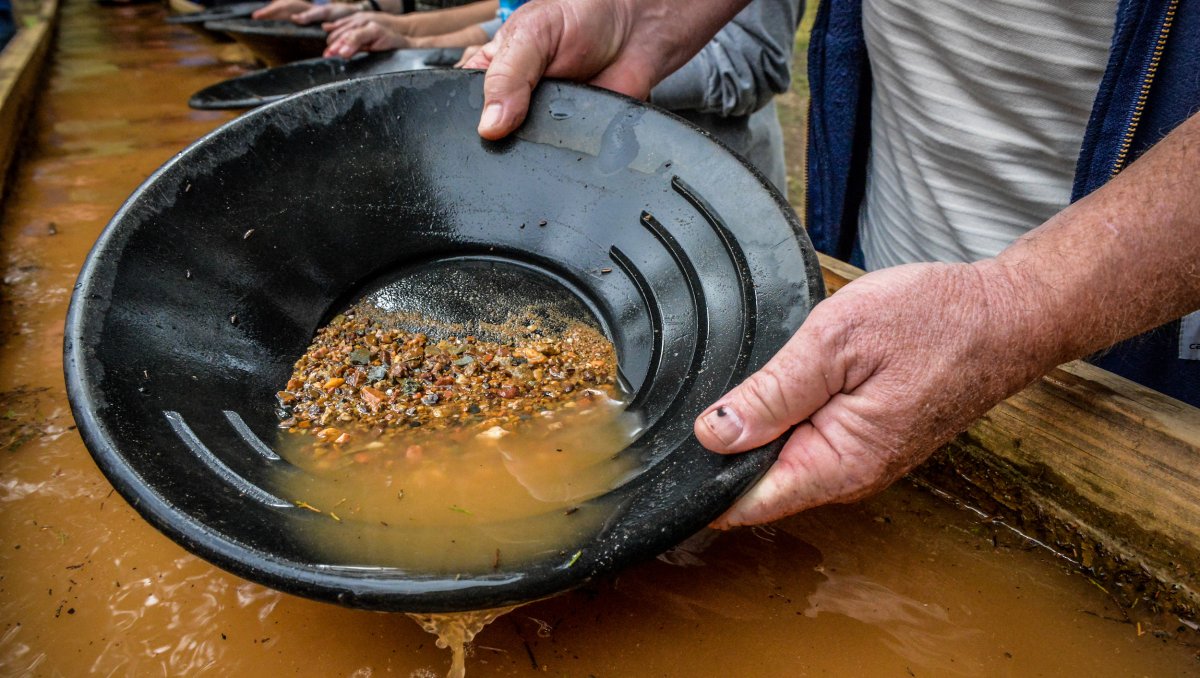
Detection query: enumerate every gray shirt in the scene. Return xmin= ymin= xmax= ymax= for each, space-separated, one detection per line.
xmin=649 ymin=0 xmax=800 ymax=118
xmin=482 ymin=0 xmax=802 ymax=192
xmin=650 ymin=0 xmax=801 ymax=193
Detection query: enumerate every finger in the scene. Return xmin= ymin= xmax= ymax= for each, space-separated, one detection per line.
xmin=460 ymin=38 xmax=495 ymax=69
xmin=326 ymin=35 xmax=360 ymax=58
xmin=694 ymin=320 xmax=845 ymax=454
xmin=456 ymin=44 xmax=481 ymax=69
xmin=325 ymin=25 xmax=373 ymax=58
xmin=325 ymin=18 xmax=368 ymax=44
xmin=351 ymin=25 xmax=385 ymax=56
xmin=710 ymin=421 xmax=845 ymax=528
xmin=323 ymin=14 xmax=361 ymax=34
xmin=476 ymin=22 xmax=559 ymax=140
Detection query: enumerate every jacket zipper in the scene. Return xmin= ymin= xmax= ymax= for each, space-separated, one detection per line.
xmin=802 ymin=96 xmax=811 ymax=220
xmin=1110 ymin=0 xmax=1179 ymax=176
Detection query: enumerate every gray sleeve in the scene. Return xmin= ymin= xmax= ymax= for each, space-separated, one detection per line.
xmin=480 ymin=17 xmax=503 ymax=40
xmin=650 ymin=0 xmax=802 ymax=117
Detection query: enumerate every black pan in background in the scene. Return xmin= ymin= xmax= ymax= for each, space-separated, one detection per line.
xmin=189 ymin=49 xmax=465 ymax=110
xmin=167 ymin=1 xmax=266 ymax=22
xmin=167 ymin=1 xmax=266 ymax=42
xmin=167 ymin=2 xmax=266 ymax=41
xmin=65 ymin=69 xmax=824 ymax=614
xmin=205 ymin=18 xmax=327 ymax=66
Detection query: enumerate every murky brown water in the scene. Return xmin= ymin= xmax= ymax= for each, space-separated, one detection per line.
xmin=1 ymin=2 xmax=1198 ymax=676
xmin=273 ymin=384 xmax=642 ymax=572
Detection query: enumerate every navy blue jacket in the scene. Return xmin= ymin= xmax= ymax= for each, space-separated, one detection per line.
xmin=805 ymin=0 xmax=1200 ymax=405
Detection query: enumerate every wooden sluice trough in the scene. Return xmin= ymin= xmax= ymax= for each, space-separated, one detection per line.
xmin=0 ymin=0 xmax=59 ymax=202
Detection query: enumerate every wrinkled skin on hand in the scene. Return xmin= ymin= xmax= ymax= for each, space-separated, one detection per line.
xmin=695 ymin=261 xmax=1048 ymax=528
xmin=251 ymin=0 xmax=313 ymax=20
xmin=324 ymin=12 xmax=413 ymax=58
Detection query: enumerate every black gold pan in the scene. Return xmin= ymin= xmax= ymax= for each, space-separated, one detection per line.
xmin=166 ymin=2 xmax=266 ymax=41
xmin=64 ymin=69 xmax=824 ymax=614
xmin=189 ymin=49 xmax=465 ymax=110
xmin=204 ymin=18 xmax=327 ymax=66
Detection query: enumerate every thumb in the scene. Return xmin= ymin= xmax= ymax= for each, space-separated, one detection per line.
xmin=694 ymin=326 xmax=842 ymax=454
xmin=474 ymin=13 xmax=565 ymax=140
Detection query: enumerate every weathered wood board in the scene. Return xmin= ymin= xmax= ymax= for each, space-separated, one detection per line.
xmin=0 ymin=0 xmax=58 ymax=204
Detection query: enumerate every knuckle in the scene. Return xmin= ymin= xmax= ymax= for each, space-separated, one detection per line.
xmin=738 ymin=368 xmax=793 ymax=425
xmin=482 ymin=65 xmax=529 ymax=97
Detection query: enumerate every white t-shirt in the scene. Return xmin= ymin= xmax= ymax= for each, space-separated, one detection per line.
xmin=858 ymin=0 xmax=1118 ymax=270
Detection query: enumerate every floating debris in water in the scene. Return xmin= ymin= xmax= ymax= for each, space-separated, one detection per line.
xmin=293 ymin=500 xmax=321 ymax=513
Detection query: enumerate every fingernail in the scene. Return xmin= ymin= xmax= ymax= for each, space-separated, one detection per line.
xmin=480 ymin=102 xmax=503 ymax=132
xmin=701 ymin=405 xmax=743 ymax=447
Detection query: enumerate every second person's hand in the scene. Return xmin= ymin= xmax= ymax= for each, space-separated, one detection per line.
xmin=324 ymin=13 xmax=415 ymax=58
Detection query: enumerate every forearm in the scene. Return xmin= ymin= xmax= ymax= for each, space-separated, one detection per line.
xmin=412 ymin=23 xmax=489 ymax=47
xmin=402 ymin=0 xmax=498 ymax=36
xmin=978 ymin=113 xmax=1200 ymax=385
xmin=606 ymin=0 xmax=755 ymax=91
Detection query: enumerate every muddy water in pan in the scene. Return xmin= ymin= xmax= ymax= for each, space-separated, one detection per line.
xmin=2 ymin=0 xmax=1199 ymax=676
xmin=271 ymin=386 xmax=643 ymax=573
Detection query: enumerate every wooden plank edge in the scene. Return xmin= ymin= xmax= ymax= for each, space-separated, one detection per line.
xmin=817 ymin=255 xmax=1200 ymax=627
xmin=0 ymin=0 xmax=59 ymax=205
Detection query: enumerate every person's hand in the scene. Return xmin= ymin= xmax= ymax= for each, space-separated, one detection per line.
xmin=455 ymin=44 xmax=482 ymax=68
xmin=462 ymin=0 xmax=746 ymax=139
xmin=324 ymin=12 xmax=416 ymax=57
xmin=292 ymin=2 xmax=360 ymax=25
xmin=696 ymin=261 xmax=1054 ymax=528
xmin=251 ymin=0 xmax=314 ymax=20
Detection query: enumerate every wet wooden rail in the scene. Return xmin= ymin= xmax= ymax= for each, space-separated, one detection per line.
xmin=0 ymin=0 xmax=59 ymax=201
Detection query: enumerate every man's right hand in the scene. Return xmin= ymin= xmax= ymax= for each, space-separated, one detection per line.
xmin=461 ymin=0 xmax=747 ymax=139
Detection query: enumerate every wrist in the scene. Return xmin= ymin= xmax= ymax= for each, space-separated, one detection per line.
xmin=969 ymin=256 xmax=1071 ymax=385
